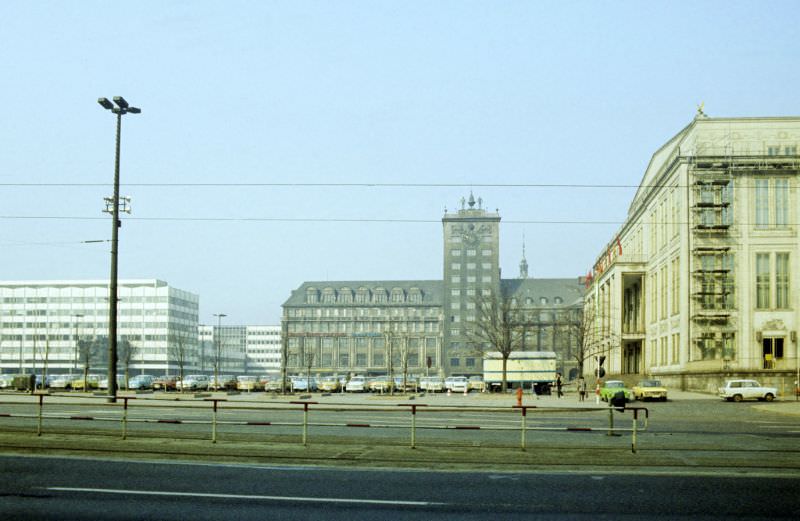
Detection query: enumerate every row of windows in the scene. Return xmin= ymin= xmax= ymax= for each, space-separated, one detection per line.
xmin=451 ymin=249 xmax=493 ymax=257
xmin=286 ymin=307 xmax=441 ymax=318
xmin=451 ymin=262 xmax=493 ymax=270
xmin=288 ymin=321 xmax=440 ymax=334
xmin=305 ymin=287 xmax=424 ymax=305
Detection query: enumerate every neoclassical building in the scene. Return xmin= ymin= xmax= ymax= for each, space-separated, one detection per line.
xmin=585 ymin=113 xmax=799 ymax=393
xmin=282 ymin=195 xmax=585 ymax=378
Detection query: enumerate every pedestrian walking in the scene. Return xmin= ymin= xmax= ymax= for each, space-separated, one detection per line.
xmin=555 ymin=373 xmax=563 ymax=398
xmin=577 ymin=376 xmax=587 ymax=402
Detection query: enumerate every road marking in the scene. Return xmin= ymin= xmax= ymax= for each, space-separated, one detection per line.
xmin=46 ymin=487 xmax=444 ymax=506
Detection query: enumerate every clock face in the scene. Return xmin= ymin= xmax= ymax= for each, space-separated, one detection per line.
xmin=462 ymin=224 xmax=479 ymax=245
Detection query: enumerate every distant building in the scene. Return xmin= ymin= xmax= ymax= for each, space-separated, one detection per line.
xmin=585 ymin=114 xmax=800 ymax=392
xmin=197 ymin=324 xmax=281 ymax=375
xmin=0 ymin=279 xmax=199 ymax=376
xmin=282 ymin=194 xmax=585 ymax=378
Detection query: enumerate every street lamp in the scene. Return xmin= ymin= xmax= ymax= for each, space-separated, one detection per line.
xmin=213 ymin=314 xmax=227 ymax=390
xmin=72 ymin=314 xmax=83 ymax=377
xmin=98 ymin=96 xmax=141 ymax=402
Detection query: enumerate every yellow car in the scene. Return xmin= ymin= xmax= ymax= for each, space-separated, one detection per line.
xmin=632 ymin=379 xmax=668 ymax=401
xmin=70 ymin=375 xmax=100 ymax=391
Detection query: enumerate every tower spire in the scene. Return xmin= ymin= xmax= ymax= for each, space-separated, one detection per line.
xmin=519 ymin=232 xmax=529 ymax=279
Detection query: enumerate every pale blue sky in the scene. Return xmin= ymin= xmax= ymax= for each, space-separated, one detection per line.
xmin=1 ymin=1 xmax=798 ymax=324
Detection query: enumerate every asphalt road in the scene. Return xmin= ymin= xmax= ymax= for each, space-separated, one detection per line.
xmin=1 ymin=455 xmax=798 ymax=520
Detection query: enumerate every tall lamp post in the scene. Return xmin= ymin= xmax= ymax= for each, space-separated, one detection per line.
xmin=71 ymin=314 xmax=83 ymax=377
xmin=213 ymin=313 xmax=227 ymax=390
xmin=98 ymin=96 xmax=141 ymax=402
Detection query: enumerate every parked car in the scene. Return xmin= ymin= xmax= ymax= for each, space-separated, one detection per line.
xmin=718 ymin=379 xmax=777 ymax=402
xmin=209 ymin=375 xmax=237 ymax=391
xmin=263 ymin=376 xmax=285 ymax=392
xmin=290 ymin=376 xmax=316 ymax=392
xmin=449 ymin=376 xmax=469 ymax=393
xmin=153 ymin=375 xmax=178 ymax=392
xmin=177 ymin=374 xmax=209 ymax=391
xmin=98 ymin=374 xmax=126 ymax=390
xmin=599 ymin=380 xmax=632 ymax=402
xmin=0 ymin=374 xmax=17 ymax=389
xmin=71 ymin=375 xmax=101 ymax=391
xmin=317 ymin=376 xmax=340 ymax=392
xmin=128 ymin=374 xmax=155 ymax=390
xmin=419 ymin=376 xmax=445 ymax=392
xmin=345 ymin=375 xmax=367 ymax=392
xmin=468 ymin=376 xmax=486 ymax=392
xmin=444 ymin=376 xmax=459 ymax=392
xmin=48 ymin=374 xmax=74 ymax=390
xmin=631 ymin=379 xmax=668 ymax=401
xmin=368 ymin=376 xmax=391 ymax=392
xmin=236 ymin=375 xmax=264 ymax=392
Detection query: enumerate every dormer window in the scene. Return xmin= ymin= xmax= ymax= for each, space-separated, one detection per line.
xmin=305 ymin=288 xmax=319 ymax=304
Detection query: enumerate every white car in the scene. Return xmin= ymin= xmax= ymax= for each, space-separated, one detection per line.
xmin=449 ymin=376 xmax=469 ymax=393
xmin=177 ymin=374 xmax=209 ymax=391
xmin=718 ymin=379 xmax=777 ymax=402
xmin=345 ymin=376 xmax=367 ymax=392
xmin=419 ymin=376 xmax=444 ymax=392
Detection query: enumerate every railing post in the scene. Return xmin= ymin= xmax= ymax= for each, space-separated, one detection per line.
xmin=36 ymin=393 xmax=44 ymax=436
xmin=607 ymin=406 xmax=615 ymax=436
xmin=400 ymin=403 xmax=426 ymax=449
xmin=212 ymin=399 xmax=218 ymax=443
xmin=122 ymin=397 xmax=129 ymax=440
xmin=631 ymin=409 xmax=638 ymax=453
xmin=291 ymin=401 xmax=317 ymax=446
xmin=513 ymin=405 xmax=529 ymax=451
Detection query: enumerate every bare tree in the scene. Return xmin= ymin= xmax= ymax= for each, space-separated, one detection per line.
xmin=77 ymin=336 xmax=104 ymax=391
xmin=467 ymin=289 xmax=524 ymax=393
xmin=168 ymin=331 xmax=191 ymax=393
xmin=559 ymin=306 xmax=614 ymax=379
xmin=118 ymin=339 xmax=137 ymax=390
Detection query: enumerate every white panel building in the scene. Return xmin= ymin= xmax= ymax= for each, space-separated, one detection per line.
xmin=0 ymin=279 xmax=199 ymax=376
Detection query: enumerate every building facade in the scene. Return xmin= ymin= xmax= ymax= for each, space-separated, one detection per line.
xmin=0 ymin=279 xmax=199 ymax=376
xmin=585 ymin=114 xmax=799 ymax=393
xmin=197 ymin=324 xmax=281 ymax=375
xmin=283 ymin=195 xmax=585 ymax=379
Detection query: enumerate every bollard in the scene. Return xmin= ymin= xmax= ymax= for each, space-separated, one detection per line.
xmin=607 ymin=406 xmax=615 ymax=436
xmin=37 ymin=393 xmax=44 ymax=436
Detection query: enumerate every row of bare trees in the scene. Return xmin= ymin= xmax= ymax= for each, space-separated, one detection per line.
xmin=467 ymin=290 xmax=612 ymax=392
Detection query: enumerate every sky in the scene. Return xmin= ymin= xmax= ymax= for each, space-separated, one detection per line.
xmin=1 ymin=1 xmax=798 ymax=325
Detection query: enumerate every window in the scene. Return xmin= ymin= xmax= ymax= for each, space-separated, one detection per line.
xmin=466 ymin=249 xmax=476 ymax=257
xmin=465 ymin=358 xmax=476 ymax=368
xmin=467 ymin=276 xmax=476 ymax=283
xmin=481 ymin=276 xmax=491 ymax=283
xmin=786 ymin=145 xmax=798 ymax=155
xmin=451 ymin=289 xmax=461 ymax=296
xmin=450 ymin=302 xmax=460 ymax=310
xmin=450 ymin=358 xmax=460 ymax=367
xmin=755 ymin=179 xmax=769 ymax=228
xmin=756 ymin=253 xmax=770 ymax=309
xmin=756 ymin=178 xmax=790 ymax=228
xmin=466 ymin=263 xmax=476 ymax=270
xmin=452 ymin=263 xmax=461 ymax=270
xmin=482 ymin=262 xmax=491 ymax=270
xmin=451 ymin=276 xmax=460 ymax=283
xmin=775 ymin=179 xmax=788 ymax=227
xmin=776 ymin=253 xmax=790 ymax=309
xmin=481 ymin=249 xmax=491 ymax=256
xmin=452 ymin=250 xmax=461 ymax=257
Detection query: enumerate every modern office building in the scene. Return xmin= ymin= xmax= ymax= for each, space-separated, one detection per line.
xmin=585 ymin=112 xmax=799 ymax=392
xmin=197 ymin=324 xmax=280 ymax=375
xmin=0 ymin=279 xmax=199 ymax=376
xmin=283 ymin=194 xmax=585 ymax=379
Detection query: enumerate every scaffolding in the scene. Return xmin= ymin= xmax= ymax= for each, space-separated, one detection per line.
xmin=689 ymin=156 xmax=736 ymax=362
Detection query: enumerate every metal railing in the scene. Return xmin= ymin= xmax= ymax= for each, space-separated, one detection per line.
xmin=0 ymin=393 xmax=650 ymax=453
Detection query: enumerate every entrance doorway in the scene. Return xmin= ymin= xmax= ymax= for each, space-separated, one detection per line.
xmin=623 ymin=342 xmax=641 ymax=374
xmin=762 ymin=337 xmax=784 ymax=369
